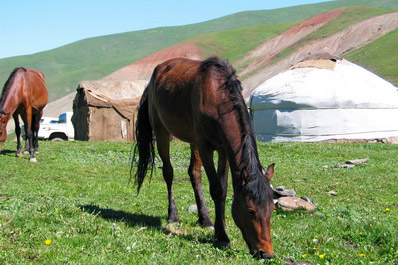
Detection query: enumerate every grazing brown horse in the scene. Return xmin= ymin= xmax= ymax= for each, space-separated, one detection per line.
xmin=133 ymin=57 xmax=275 ymax=259
xmin=0 ymin=67 xmax=48 ymax=162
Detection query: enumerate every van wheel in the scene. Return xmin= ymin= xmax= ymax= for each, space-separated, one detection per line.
xmin=50 ymin=137 xmax=64 ymax=142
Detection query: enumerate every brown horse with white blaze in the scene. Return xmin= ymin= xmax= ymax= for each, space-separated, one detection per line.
xmin=132 ymin=57 xmax=275 ymax=259
xmin=0 ymin=67 xmax=48 ymax=162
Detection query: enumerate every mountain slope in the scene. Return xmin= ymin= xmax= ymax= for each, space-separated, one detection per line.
xmin=1 ymin=0 xmax=397 ymax=102
xmin=43 ymin=6 xmax=398 ymax=117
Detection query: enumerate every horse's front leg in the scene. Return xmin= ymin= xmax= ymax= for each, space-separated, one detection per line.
xmin=24 ymin=109 xmax=37 ymax=163
xmin=199 ymin=144 xmax=230 ymax=248
xmin=12 ymin=113 xmax=23 ymax=158
xmin=188 ymin=144 xmax=213 ymax=228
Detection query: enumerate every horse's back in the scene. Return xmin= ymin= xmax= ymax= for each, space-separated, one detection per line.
xmin=148 ymin=58 xmax=202 ymax=143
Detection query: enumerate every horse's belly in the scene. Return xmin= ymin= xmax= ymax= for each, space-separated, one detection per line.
xmin=158 ymin=111 xmax=197 ymax=143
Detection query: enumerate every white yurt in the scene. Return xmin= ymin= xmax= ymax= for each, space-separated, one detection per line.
xmin=250 ymin=58 xmax=398 ymax=142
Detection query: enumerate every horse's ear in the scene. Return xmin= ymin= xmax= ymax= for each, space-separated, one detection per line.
xmin=242 ymin=169 xmax=250 ymax=185
xmin=263 ymin=163 xmax=275 ymax=181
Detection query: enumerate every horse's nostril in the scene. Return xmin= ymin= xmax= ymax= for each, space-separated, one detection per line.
xmin=252 ymin=250 xmax=274 ymax=260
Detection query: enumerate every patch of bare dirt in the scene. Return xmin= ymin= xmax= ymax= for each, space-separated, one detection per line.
xmin=241 ymin=12 xmax=398 ymax=99
xmin=101 ymin=41 xmax=201 ymax=82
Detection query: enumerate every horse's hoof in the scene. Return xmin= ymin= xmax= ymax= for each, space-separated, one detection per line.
xmin=16 ymin=153 xmax=23 ymax=158
xmin=30 ymin=157 xmax=37 ymax=163
xmin=214 ymin=241 xmax=231 ymax=249
xmin=167 ymin=218 xmax=180 ymax=224
xmin=34 ymin=151 xmax=39 ymax=154
xmin=23 ymin=151 xmax=29 ymax=155
xmin=199 ymin=219 xmax=214 ymax=229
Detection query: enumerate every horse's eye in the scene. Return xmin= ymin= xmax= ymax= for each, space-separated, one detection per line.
xmin=248 ymin=209 xmax=256 ymax=215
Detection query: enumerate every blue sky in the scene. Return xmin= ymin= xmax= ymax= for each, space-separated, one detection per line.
xmin=0 ymin=0 xmax=331 ymax=59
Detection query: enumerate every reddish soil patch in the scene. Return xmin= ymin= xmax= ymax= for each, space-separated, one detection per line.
xmin=101 ymin=42 xmax=202 ymax=82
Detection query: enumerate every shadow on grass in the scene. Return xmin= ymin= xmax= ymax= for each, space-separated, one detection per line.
xmin=80 ymin=204 xmax=162 ymax=228
xmin=0 ymin=149 xmax=16 ymax=156
xmin=80 ymin=204 xmax=219 ymax=248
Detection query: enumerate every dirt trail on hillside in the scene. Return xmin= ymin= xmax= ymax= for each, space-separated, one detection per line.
xmin=241 ymin=12 xmax=398 ymax=99
xmin=238 ymin=9 xmax=343 ymax=76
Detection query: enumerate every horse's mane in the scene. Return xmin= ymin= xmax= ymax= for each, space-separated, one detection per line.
xmin=0 ymin=67 xmax=26 ymax=114
xmin=200 ymin=57 xmax=272 ymax=205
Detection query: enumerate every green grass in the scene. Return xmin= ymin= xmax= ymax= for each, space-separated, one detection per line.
xmin=1 ymin=140 xmax=397 ymax=264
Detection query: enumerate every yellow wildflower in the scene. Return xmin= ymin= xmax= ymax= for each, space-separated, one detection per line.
xmin=359 ymin=253 xmax=366 ymax=257
xmin=45 ymin=239 xmax=52 ymax=245
xmin=301 ymin=254 xmax=307 ymax=258
xmin=319 ymin=254 xmax=325 ymax=259
xmin=385 ymin=208 xmax=391 ymax=212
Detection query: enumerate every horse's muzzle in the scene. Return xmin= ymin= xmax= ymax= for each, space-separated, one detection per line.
xmin=251 ymin=250 xmax=274 ymax=260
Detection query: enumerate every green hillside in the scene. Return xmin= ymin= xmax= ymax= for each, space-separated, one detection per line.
xmin=0 ymin=0 xmax=397 ymax=102
xmin=344 ymin=29 xmax=398 ymax=86
xmin=0 ymin=2 xmax=342 ymax=101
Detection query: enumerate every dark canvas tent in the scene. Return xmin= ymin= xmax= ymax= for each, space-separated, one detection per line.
xmin=72 ymin=80 xmax=146 ymax=142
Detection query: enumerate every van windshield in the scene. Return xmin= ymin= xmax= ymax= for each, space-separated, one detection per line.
xmin=58 ymin=114 xmax=67 ymax=123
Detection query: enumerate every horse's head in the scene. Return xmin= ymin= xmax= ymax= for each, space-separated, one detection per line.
xmin=0 ymin=112 xmax=8 ymax=149
xmin=232 ymin=163 xmax=275 ymax=260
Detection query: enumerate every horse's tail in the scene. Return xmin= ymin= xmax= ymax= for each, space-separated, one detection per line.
xmin=131 ymin=84 xmax=155 ymax=193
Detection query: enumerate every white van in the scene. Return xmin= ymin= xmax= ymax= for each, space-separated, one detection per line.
xmin=38 ymin=112 xmax=75 ymax=141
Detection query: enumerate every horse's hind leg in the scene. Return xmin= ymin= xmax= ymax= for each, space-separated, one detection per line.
xmin=157 ymin=133 xmax=179 ymax=223
xmin=33 ymin=112 xmax=41 ymax=153
xmin=12 ymin=113 xmax=23 ymax=158
xmin=189 ymin=144 xmax=213 ymax=228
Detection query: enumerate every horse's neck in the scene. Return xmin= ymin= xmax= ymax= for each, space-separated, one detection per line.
xmin=223 ymin=126 xmax=260 ymax=185
xmin=0 ymin=85 xmax=21 ymax=117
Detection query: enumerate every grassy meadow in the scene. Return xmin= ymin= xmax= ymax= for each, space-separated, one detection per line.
xmin=0 ymin=140 xmax=397 ymax=264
